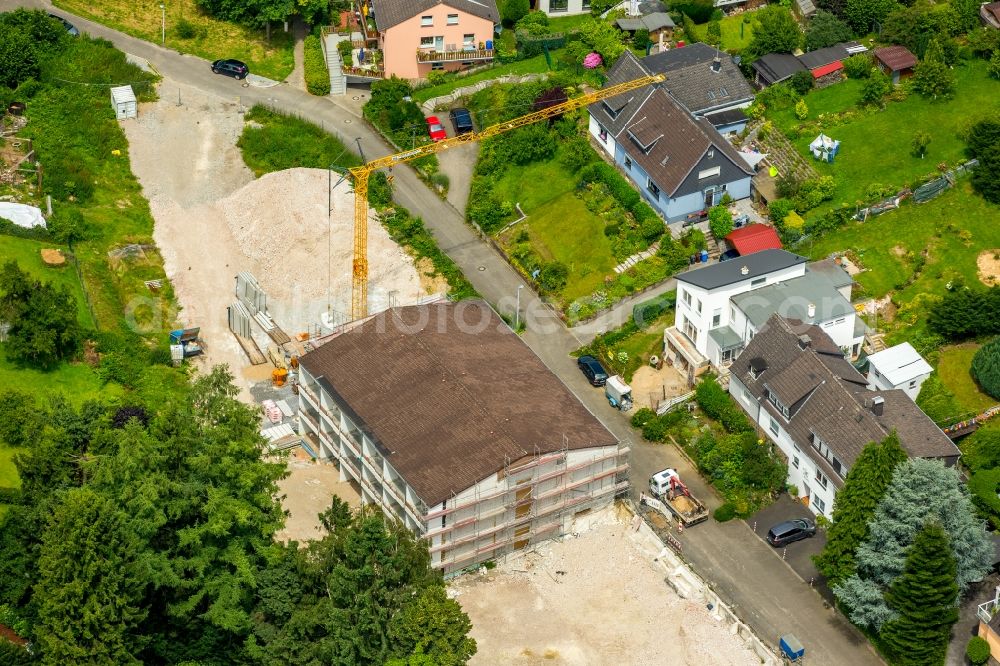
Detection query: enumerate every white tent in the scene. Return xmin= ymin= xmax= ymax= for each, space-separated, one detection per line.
xmin=0 ymin=202 xmax=46 ymax=229
xmin=809 ymin=133 xmax=840 ymax=162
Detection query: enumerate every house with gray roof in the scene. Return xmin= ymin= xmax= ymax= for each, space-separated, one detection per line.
xmin=662 ymin=249 xmax=866 ymax=381
xmin=588 ymin=51 xmax=754 ymax=224
xmin=728 ymin=315 xmax=959 ymax=518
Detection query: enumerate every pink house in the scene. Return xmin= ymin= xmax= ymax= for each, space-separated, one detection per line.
xmin=364 ymin=0 xmax=500 ymax=80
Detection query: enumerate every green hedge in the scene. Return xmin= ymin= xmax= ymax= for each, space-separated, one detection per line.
xmin=695 ymin=376 xmax=755 ymax=434
xmin=304 ymin=34 xmax=331 ymax=96
xmin=969 ymin=467 xmax=1000 ymax=529
xmin=633 ymin=291 xmax=675 ymax=326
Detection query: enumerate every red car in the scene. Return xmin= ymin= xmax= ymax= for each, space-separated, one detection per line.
xmin=426 ymin=115 xmax=447 ymax=142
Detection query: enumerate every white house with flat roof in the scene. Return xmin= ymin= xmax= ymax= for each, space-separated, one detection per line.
xmin=663 ymin=250 xmax=865 ymax=382
xmin=866 ymin=342 xmax=933 ymax=401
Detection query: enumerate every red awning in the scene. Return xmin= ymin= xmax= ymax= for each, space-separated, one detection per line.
xmin=725 ymin=223 xmax=783 ymax=256
xmin=812 ymin=61 xmax=843 ymax=78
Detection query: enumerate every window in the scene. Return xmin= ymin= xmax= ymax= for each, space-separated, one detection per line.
xmin=598 ymin=125 xmax=608 ymax=142
xmin=909 ymin=379 xmax=918 ymax=389
xmin=683 ymin=319 xmax=698 ymax=344
xmin=699 ymin=166 xmax=721 ymax=179
xmin=768 ymin=391 xmax=789 ymax=419
xmin=463 ymin=33 xmax=475 ymax=47
xmin=750 ymin=277 xmax=766 ymax=288
xmin=550 ymin=0 xmax=569 ymax=11
xmin=682 ymin=289 xmax=691 ymax=306
xmin=421 ymin=15 xmax=433 ymax=26
xmin=814 ymin=469 xmax=829 ymax=490
xmin=832 ymin=457 xmax=843 ymax=477
xmin=834 ymin=317 xmax=845 ymax=324
xmin=602 ymin=101 xmax=620 ymax=119
xmin=742 ymin=387 xmax=753 ymax=404
xmin=420 ymin=36 xmax=435 ymax=47
xmin=647 ymin=178 xmax=660 ymax=200
xmin=447 ymin=13 xmax=459 ymax=24
xmin=730 ymin=305 xmax=736 ymax=321
xmin=712 ymin=310 xmax=721 ymax=327
xmin=582 ymin=0 xmax=591 ymax=6
xmin=769 ymin=416 xmax=779 ymax=436
xmin=624 ymin=156 xmax=633 ymax=169
xmin=722 ymin=348 xmax=734 ymax=362
xmin=431 ymin=62 xmax=444 ymax=70
xmin=696 ymin=299 xmax=702 ymax=314
xmin=792 ymin=455 xmax=799 ymax=469
xmin=813 ymin=496 xmax=826 ymax=513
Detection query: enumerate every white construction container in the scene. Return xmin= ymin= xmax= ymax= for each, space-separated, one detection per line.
xmin=110 ymin=85 xmax=137 ymax=120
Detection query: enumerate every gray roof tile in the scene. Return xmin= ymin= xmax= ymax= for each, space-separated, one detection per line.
xmin=373 ymin=0 xmax=499 ymax=31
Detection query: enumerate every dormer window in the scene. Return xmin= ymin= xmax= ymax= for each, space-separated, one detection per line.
xmin=749 ymin=357 xmax=767 ymax=380
xmin=602 ymin=101 xmax=619 ymax=119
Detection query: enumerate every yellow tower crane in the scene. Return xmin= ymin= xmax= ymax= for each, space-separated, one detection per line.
xmin=345 ymin=72 xmax=666 ymax=320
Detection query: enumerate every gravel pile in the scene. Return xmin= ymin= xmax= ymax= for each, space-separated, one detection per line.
xmin=451 ymin=511 xmax=760 ymax=665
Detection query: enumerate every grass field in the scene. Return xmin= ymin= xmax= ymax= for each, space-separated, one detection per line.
xmin=689 ymin=14 xmax=755 ymax=50
xmin=0 ymin=448 xmax=24 ymax=489
xmin=413 ymin=56 xmax=550 ymax=104
xmin=937 ymin=344 xmax=996 ymax=413
xmin=238 ymin=105 xmax=361 ymax=176
xmin=775 ymin=63 xmax=1000 ymax=219
xmin=804 ymin=182 xmax=1000 ymax=326
xmin=0 ymin=236 xmax=95 ymax=329
xmin=53 ymin=0 xmax=295 ymax=80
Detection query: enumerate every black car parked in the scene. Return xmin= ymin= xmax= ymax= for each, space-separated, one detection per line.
xmin=766 ymin=519 xmax=817 ymax=547
xmin=449 ymin=107 xmax=475 ymax=135
xmin=49 ymin=13 xmax=79 ymax=36
xmin=212 ymin=59 xmax=249 ymax=80
xmin=577 ymin=355 xmax=609 ymax=387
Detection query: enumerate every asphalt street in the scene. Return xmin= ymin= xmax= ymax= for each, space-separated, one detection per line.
xmin=1 ymin=3 xmax=883 ymax=662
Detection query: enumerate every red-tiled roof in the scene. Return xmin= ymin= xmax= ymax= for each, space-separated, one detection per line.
xmin=725 ymin=223 xmax=783 ymax=255
xmin=811 ymin=61 xmax=843 ymax=78
xmin=874 ymin=45 xmax=917 ymax=72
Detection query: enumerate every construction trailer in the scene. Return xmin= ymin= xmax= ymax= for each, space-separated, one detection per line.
xmin=296 ymin=300 xmax=629 ymax=575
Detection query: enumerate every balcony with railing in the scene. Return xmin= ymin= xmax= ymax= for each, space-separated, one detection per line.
xmin=417 ymin=47 xmax=494 ymax=63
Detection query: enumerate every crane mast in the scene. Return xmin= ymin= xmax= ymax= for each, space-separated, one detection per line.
xmin=347 ymin=73 xmax=666 ymax=320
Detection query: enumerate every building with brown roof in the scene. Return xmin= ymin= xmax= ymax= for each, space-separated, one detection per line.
xmin=589 ymin=51 xmax=754 ymax=225
xmin=982 ymin=1 xmax=1000 ymax=29
xmin=728 ymin=315 xmax=959 ymax=518
xmin=874 ymin=45 xmax=917 ymax=84
xmin=296 ymin=300 xmax=627 ymax=574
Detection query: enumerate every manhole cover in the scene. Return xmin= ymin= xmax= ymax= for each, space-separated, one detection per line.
xmin=344 ymin=119 xmax=352 ymax=124
xmin=241 ymin=82 xmax=250 ymax=88
xmin=478 ymin=266 xmax=486 ymax=271
xmin=352 ymin=96 xmax=361 ymax=101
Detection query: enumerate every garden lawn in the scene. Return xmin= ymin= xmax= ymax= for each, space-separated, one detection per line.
xmin=0 ymin=448 xmax=23 ymax=489
xmin=413 ymin=56 xmax=550 ymax=104
xmin=238 ymin=105 xmax=361 ymax=176
xmin=689 ymin=14 xmax=755 ymax=50
xmin=53 ymin=0 xmax=294 ymax=80
xmin=0 ymin=236 xmax=94 ymax=329
xmin=768 ymin=79 xmax=863 ymax=133
xmin=546 ymin=13 xmax=599 ymax=32
xmin=781 ymin=63 xmax=1000 ymax=219
xmin=0 ymin=348 xmax=118 ymax=403
xmin=937 ymin=344 xmax=997 ymax=413
xmin=804 ymin=183 xmax=1000 ymax=338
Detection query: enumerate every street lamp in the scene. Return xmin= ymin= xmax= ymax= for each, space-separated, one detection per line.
xmin=515 ymin=285 xmax=524 ymax=331
xmin=160 ymin=4 xmax=165 ymax=45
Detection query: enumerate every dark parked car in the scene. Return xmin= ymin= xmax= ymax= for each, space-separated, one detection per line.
xmin=211 ymin=59 xmax=249 ymax=79
xmin=49 ymin=13 xmax=79 ymax=36
xmin=766 ymin=519 xmax=816 ymax=547
xmin=449 ymin=107 xmax=474 ymax=134
xmin=577 ymin=355 xmax=609 ymax=387
xmin=719 ymin=249 xmax=740 ymax=262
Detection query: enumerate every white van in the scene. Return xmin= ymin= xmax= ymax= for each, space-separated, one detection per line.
xmin=649 ymin=468 xmax=680 ymax=497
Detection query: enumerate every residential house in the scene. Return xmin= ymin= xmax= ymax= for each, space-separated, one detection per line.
xmin=797 ymin=43 xmax=850 ymax=87
xmin=296 ymin=301 xmax=627 ymax=575
xmin=728 ymin=315 xmax=960 ymax=518
xmin=366 ymin=0 xmax=499 ymax=80
xmin=982 ymin=1 xmax=1000 ymax=28
xmin=662 ymin=250 xmax=864 ymax=380
xmin=977 ymin=584 xmax=1000 ymax=657
xmin=874 ymin=45 xmax=917 ymax=84
xmin=588 ymin=52 xmax=754 ymax=223
xmin=866 ymin=342 xmax=932 ymax=401
xmin=642 ymin=43 xmax=756 ymax=134
xmin=615 ymin=12 xmax=676 ymax=47
xmin=751 ymin=52 xmax=807 ymax=88
xmin=534 ymin=0 xmax=592 ymax=16
xmin=724 ymin=223 xmax=783 ymax=258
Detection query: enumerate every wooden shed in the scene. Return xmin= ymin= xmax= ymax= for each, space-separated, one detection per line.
xmin=110 ymin=85 xmax=137 ymax=120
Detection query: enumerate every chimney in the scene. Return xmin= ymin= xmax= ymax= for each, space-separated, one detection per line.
xmin=871 ymin=395 xmax=885 ymax=416
xmin=711 ymin=57 xmax=722 ymax=73
xmin=807 ymin=303 xmax=816 ymax=318
xmin=741 ymin=265 xmax=749 ymax=275
xmin=798 ymin=334 xmax=811 ymax=350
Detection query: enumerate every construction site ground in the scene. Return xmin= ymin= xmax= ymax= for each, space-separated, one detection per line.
xmin=451 ymin=507 xmax=760 ymax=666
xmin=275 ymin=447 xmax=361 ymax=543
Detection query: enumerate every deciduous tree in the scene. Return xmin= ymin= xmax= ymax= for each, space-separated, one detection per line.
xmin=805 ymin=10 xmax=853 ymax=51
xmin=501 ymin=0 xmax=530 ymax=27
xmin=813 ymin=434 xmax=907 ymax=586
xmin=913 ymin=38 xmax=955 ymax=99
xmin=748 ymin=6 xmax=801 ymax=56
xmin=859 ymin=67 xmax=891 ymax=106
xmin=880 ymin=521 xmax=959 ymax=665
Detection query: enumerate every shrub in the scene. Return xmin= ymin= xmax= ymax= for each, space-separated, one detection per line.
xmin=843 ymin=53 xmax=872 ymax=79
xmin=631 ymin=407 xmax=656 ymax=428
xmin=304 ymin=35 xmax=331 ymax=96
xmin=859 ymin=67 xmax=891 ymax=106
xmin=175 ymin=17 xmax=198 ymax=39
xmin=967 ymin=636 xmax=991 ymax=666
xmin=642 ymin=415 xmax=670 ymax=442
xmin=972 ymin=337 xmax=1000 ymax=400
xmin=794 ymin=98 xmax=809 ymax=120
xmin=337 ymin=39 xmax=353 ymax=63
xmin=713 ymin=502 xmax=737 ymax=522
xmin=538 ymin=261 xmax=569 ymax=292
xmin=708 ymin=205 xmax=733 ymax=240
xmin=790 ymin=71 xmax=814 ymax=96
xmin=559 ymin=135 xmax=596 ymax=171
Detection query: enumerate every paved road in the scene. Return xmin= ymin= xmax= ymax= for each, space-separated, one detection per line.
xmin=3 ymin=4 xmax=882 ymax=663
